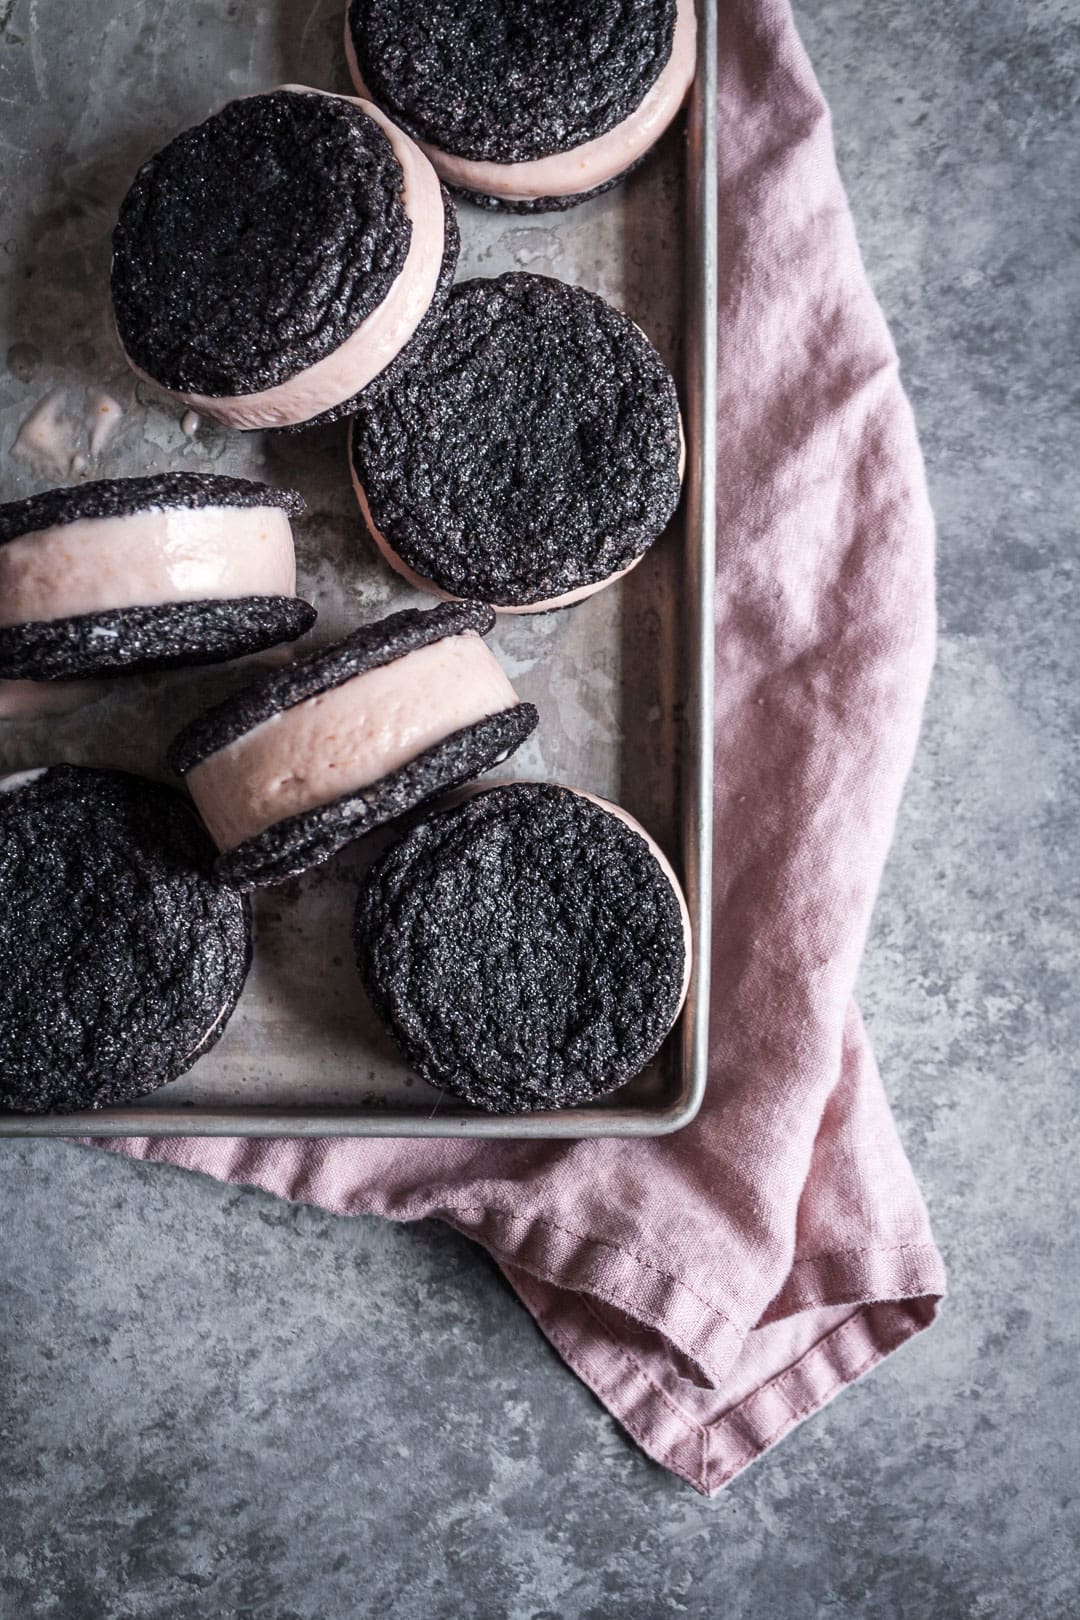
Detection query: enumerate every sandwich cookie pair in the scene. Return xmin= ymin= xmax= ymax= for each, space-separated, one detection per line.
xmin=356 ymin=782 xmax=692 ymax=1113
xmin=350 ymin=272 xmax=684 ymax=612
xmin=0 ymin=474 xmax=314 ymax=717
xmin=169 ymin=601 xmax=538 ymax=889
xmin=345 ymin=0 xmax=697 ymax=212
xmin=111 ymin=88 xmax=460 ymax=431
xmin=0 ymin=766 xmax=251 ymax=1114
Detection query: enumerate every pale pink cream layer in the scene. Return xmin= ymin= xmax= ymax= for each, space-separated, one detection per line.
xmin=0 ymin=506 xmax=296 ymax=628
xmin=344 ymin=0 xmax=696 ymax=205
xmin=186 ymin=631 xmax=520 ymax=852
xmin=0 ymin=680 xmax=102 ymax=719
xmin=348 ymin=415 xmax=685 ymax=614
xmin=122 ymin=89 xmax=446 ymax=431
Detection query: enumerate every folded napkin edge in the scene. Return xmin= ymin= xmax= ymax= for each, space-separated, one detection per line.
xmin=503 ymin=1257 xmax=946 ymax=1497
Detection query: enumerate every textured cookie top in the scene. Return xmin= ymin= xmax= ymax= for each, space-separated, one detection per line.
xmin=350 ymin=274 xmax=682 ymax=606
xmin=111 ymin=91 xmax=411 ymax=396
xmin=347 ymin=0 xmax=677 ymax=163
xmin=354 ymin=783 xmax=687 ymax=1111
xmin=0 ymin=473 xmax=305 ymax=546
xmin=0 ymin=766 xmax=250 ymax=1113
xmin=168 ymin=600 xmax=496 ymax=774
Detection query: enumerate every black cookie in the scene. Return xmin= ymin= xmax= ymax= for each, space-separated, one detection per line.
xmin=0 ymin=766 xmax=251 ymax=1114
xmin=0 ymin=474 xmax=315 ymax=682
xmin=354 ymin=783 xmax=688 ymax=1112
xmin=168 ymin=600 xmax=539 ymax=890
xmin=112 ymin=89 xmax=438 ymax=397
xmin=0 ymin=473 xmax=304 ymax=546
xmin=350 ymin=273 xmax=682 ymax=608
xmin=346 ymin=0 xmax=677 ymax=165
xmin=0 ymin=598 xmax=316 ymax=683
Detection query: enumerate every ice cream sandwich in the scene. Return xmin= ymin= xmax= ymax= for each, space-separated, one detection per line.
xmin=111 ymin=88 xmax=460 ymax=430
xmin=168 ymin=600 xmax=538 ymax=889
xmin=345 ymin=0 xmax=696 ymax=211
xmin=0 ymin=474 xmax=315 ymax=689
xmin=0 ymin=766 xmax=251 ymax=1113
xmin=354 ymin=781 xmax=691 ymax=1111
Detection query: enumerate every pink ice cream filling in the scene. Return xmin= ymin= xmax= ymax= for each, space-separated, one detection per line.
xmin=0 ymin=680 xmax=103 ymax=719
xmin=344 ymin=0 xmax=697 ymax=205
xmin=186 ymin=631 xmax=521 ymax=853
xmin=120 ymin=90 xmax=447 ymax=430
xmin=0 ymin=505 xmax=297 ymax=628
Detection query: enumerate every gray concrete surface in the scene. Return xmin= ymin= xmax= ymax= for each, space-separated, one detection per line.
xmin=2 ymin=0 xmax=1078 ymax=1616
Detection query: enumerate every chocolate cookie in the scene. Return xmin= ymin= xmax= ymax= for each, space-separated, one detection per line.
xmin=349 ymin=273 xmax=683 ymax=610
xmin=0 ymin=766 xmax=251 ymax=1113
xmin=354 ymin=782 xmax=691 ymax=1111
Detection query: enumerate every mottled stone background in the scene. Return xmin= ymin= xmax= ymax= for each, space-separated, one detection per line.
xmin=1 ymin=1 xmax=1077 ymax=1616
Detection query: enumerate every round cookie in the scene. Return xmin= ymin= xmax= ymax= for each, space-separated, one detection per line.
xmin=354 ymin=782 xmax=691 ymax=1112
xmin=111 ymin=88 xmax=460 ymax=431
xmin=345 ymin=0 xmax=697 ymax=211
xmin=0 ymin=474 xmax=315 ymax=683
xmin=0 ymin=766 xmax=252 ymax=1114
xmin=349 ymin=273 xmax=683 ymax=611
xmin=168 ymin=600 xmax=539 ymax=889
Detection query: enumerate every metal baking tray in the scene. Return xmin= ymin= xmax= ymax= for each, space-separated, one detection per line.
xmin=0 ymin=2 xmax=716 ymax=1138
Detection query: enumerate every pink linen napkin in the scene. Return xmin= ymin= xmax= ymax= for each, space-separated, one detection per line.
xmin=91 ymin=0 xmax=945 ymax=1495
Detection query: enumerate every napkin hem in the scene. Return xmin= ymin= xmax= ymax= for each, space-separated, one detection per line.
xmin=78 ymin=1145 xmax=944 ymax=1496
xmin=501 ymin=1244 xmax=945 ymax=1497
xmin=761 ymin=1241 xmax=947 ymax=1322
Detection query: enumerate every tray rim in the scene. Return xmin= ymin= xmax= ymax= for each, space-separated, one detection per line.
xmin=0 ymin=7 xmax=718 ymax=1141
